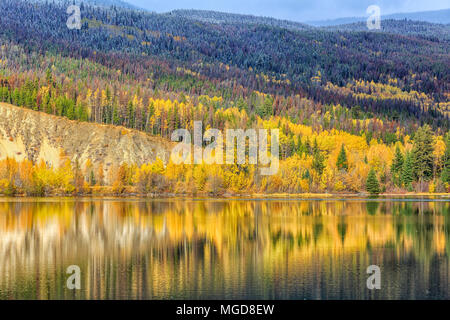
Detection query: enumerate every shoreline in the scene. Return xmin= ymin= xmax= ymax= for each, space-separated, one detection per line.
xmin=1 ymin=192 xmax=449 ymax=200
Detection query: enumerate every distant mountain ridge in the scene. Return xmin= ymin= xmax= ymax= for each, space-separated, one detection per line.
xmin=308 ymin=8 xmax=450 ymax=26
xmin=43 ymin=2 xmax=450 ymax=33
xmin=165 ymin=9 xmax=311 ymax=31
xmin=33 ymin=0 xmax=140 ymax=10
xmin=164 ymin=8 xmax=450 ymax=41
xmin=326 ymin=19 xmax=450 ymax=41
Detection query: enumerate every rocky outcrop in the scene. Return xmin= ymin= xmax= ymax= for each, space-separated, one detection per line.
xmin=0 ymin=103 xmax=173 ymax=176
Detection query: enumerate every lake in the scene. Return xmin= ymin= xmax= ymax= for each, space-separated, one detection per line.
xmin=0 ymin=197 xmax=449 ymax=300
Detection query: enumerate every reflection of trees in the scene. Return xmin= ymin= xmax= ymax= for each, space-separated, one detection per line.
xmin=366 ymin=201 xmax=379 ymax=215
xmin=0 ymin=199 xmax=448 ymax=299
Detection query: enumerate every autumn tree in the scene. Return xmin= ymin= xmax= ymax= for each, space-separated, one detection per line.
xmin=0 ymin=158 xmax=18 ymax=195
xmin=73 ymin=160 xmax=85 ymax=193
xmin=112 ymin=163 xmax=129 ymax=194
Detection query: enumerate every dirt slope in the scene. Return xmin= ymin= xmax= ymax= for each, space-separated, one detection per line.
xmin=0 ymin=103 xmax=173 ymax=176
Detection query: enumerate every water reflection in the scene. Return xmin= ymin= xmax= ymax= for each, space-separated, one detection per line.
xmin=0 ymin=198 xmax=449 ymax=300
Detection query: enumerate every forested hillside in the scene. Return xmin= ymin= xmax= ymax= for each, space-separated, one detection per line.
xmin=326 ymin=19 xmax=450 ymax=41
xmin=309 ymin=8 xmax=450 ymax=26
xmin=33 ymin=0 xmax=139 ymax=9
xmin=166 ymin=9 xmax=311 ymax=31
xmin=0 ymin=0 xmax=449 ymax=195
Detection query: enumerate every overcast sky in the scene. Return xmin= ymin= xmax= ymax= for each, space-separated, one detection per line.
xmin=126 ymin=0 xmax=450 ymax=21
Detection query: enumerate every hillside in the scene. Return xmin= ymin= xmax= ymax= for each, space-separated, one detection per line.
xmin=1 ymin=0 xmax=448 ymax=129
xmin=166 ymin=9 xmax=311 ymax=31
xmin=324 ymin=19 xmax=450 ymax=41
xmin=33 ymin=0 xmax=139 ymax=9
xmin=0 ymin=103 xmax=172 ymax=180
xmin=308 ymin=8 xmax=450 ymax=26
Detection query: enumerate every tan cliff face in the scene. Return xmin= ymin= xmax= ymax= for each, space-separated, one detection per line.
xmin=0 ymin=103 xmax=173 ymax=180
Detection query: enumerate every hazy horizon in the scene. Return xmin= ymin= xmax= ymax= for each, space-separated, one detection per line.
xmin=125 ymin=0 xmax=450 ymax=22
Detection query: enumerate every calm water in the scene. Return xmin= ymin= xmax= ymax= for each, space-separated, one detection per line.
xmin=0 ymin=197 xmax=449 ymax=300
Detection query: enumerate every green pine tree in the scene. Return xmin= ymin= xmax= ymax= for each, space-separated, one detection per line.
xmin=312 ymin=140 xmax=325 ymax=176
xmin=402 ymin=152 xmax=414 ymax=191
xmin=336 ymin=144 xmax=348 ymax=171
xmin=412 ymin=125 xmax=434 ymax=189
xmin=441 ymin=132 xmax=450 ymax=185
xmin=112 ymin=105 xmax=119 ymax=125
xmin=263 ymin=96 xmax=274 ymax=117
xmin=366 ymin=168 xmax=381 ymax=195
xmin=296 ymin=139 xmax=303 ymax=156
xmin=391 ymin=145 xmax=404 ymax=187
xmin=305 ymin=138 xmax=312 ymax=155
xmin=45 ymin=68 xmax=53 ymax=85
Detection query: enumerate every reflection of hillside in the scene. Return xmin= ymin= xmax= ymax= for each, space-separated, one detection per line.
xmin=0 ymin=200 xmax=449 ymax=299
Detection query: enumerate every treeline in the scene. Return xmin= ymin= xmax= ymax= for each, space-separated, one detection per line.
xmin=0 ymin=66 xmax=447 ymax=148
xmin=0 ymin=125 xmax=449 ymax=196
xmin=0 ymin=74 xmax=408 ymax=155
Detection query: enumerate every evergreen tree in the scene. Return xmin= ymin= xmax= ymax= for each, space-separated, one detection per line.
xmin=312 ymin=140 xmax=325 ymax=176
xmin=412 ymin=125 xmax=434 ymax=189
xmin=89 ymin=170 xmax=96 ymax=186
xmin=391 ymin=145 xmax=404 ymax=186
xmin=336 ymin=144 xmax=348 ymax=171
xmin=402 ymin=152 xmax=414 ymax=191
xmin=263 ymin=96 xmax=274 ymax=117
xmin=127 ymin=100 xmax=135 ymax=128
xmin=305 ymin=138 xmax=312 ymax=155
xmin=296 ymin=138 xmax=304 ymax=156
xmin=366 ymin=168 xmax=381 ymax=195
xmin=312 ymin=138 xmax=319 ymax=155
xmin=441 ymin=132 xmax=450 ymax=185
xmin=45 ymin=68 xmax=53 ymax=85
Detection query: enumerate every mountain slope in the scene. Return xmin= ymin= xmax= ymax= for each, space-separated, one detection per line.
xmin=1 ymin=0 xmax=448 ymax=95
xmin=308 ymin=8 xmax=450 ymax=26
xmin=325 ymin=19 xmax=450 ymax=41
xmin=37 ymin=0 xmax=139 ymax=9
xmin=0 ymin=0 xmax=448 ymax=134
xmin=166 ymin=9 xmax=311 ymax=31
